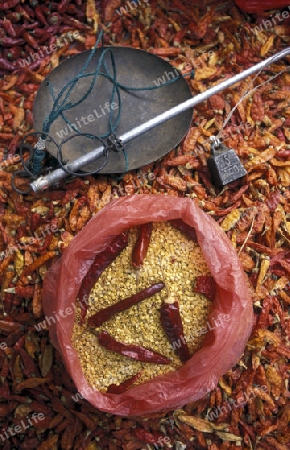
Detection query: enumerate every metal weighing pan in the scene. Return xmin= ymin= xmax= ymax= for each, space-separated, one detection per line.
xmin=33 ymin=47 xmax=193 ymax=174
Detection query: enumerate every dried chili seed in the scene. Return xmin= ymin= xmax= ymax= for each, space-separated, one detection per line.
xmin=97 ymin=331 xmax=171 ymax=364
xmin=87 ymin=282 xmax=165 ymax=327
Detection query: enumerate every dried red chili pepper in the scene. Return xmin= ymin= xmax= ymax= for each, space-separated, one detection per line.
xmin=48 ymin=12 xmax=62 ymax=26
xmin=3 ymin=19 xmax=17 ymax=37
xmin=97 ymin=331 xmax=171 ymax=364
xmin=77 ymin=232 xmax=129 ymax=323
xmin=0 ymin=0 xmax=20 ymax=10
xmin=0 ymin=319 xmax=21 ymax=333
xmin=107 ymin=370 xmax=143 ymax=394
xmin=230 ymin=184 xmax=248 ymax=203
xmin=88 ymin=282 xmax=165 ymax=327
xmin=213 ymin=201 xmax=242 ymax=217
xmin=12 ymin=24 xmax=26 ymax=38
xmin=62 ymin=15 xmax=89 ymax=30
xmin=59 ymin=0 xmax=71 ymax=13
xmin=18 ymin=348 xmax=40 ymax=378
xmin=5 ymin=12 xmax=21 ymax=22
xmin=27 ymin=59 xmax=42 ymax=72
xmin=18 ymin=83 xmax=40 ymax=94
xmin=170 ymin=218 xmax=198 ymax=242
xmin=36 ymin=32 xmax=53 ymax=45
xmin=266 ymin=190 xmax=281 ymax=212
xmin=22 ymin=31 xmax=39 ymax=50
xmin=0 ymin=37 xmax=24 ymax=47
xmin=7 ymin=46 xmax=23 ymax=61
xmin=0 ymin=59 xmax=16 ymax=71
xmin=5 ymin=286 xmax=34 ymax=298
xmin=160 ymin=300 xmax=191 ymax=363
xmin=34 ymin=5 xmax=48 ymax=26
xmin=133 ymin=428 xmax=158 ymax=445
xmin=151 ymin=47 xmax=181 ymax=57
xmin=193 ymin=275 xmax=216 ymax=301
xmin=276 ymin=149 xmax=290 ymax=160
xmin=20 ymin=3 xmax=35 ymax=19
xmin=132 ymin=222 xmax=153 ymax=268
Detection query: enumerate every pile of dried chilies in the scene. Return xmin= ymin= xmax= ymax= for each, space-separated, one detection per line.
xmin=0 ymin=0 xmax=289 ymax=449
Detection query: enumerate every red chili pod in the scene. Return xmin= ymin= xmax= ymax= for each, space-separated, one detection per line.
xmin=24 ymin=44 xmax=34 ymax=55
xmin=62 ymin=15 xmax=89 ymax=30
xmin=193 ymin=276 xmax=216 ymax=302
xmin=3 ymin=19 xmax=17 ymax=37
xmin=0 ymin=58 xmax=16 ymax=71
xmin=35 ymin=5 xmax=48 ymax=25
xmin=0 ymin=37 xmax=24 ymax=48
xmin=78 ymin=232 xmax=129 ymax=323
xmin=276 ymin=149 xmax=290 ymax=160
xmin=48 ymin=12 xmax=62 ymax=26
xmin=0 ymin=0 xmax=20 ymax=10
xmin=24 ymin=21 xmax=40 ymax=30
xmin=160 ymin=301 xmax=191 ymax=363
xmin=98 ymin=331 xmax=171 ymax=364
xmin=5 ymin=12 xmax=21 ymax=23
xmin=87 ymin=282 xmax=165 ymax=327
xmin=170 ymin=218 xmax=198 ymax=242
xmin=0 ymin=319 xmax=21 ymax=333
xmin=107 ymin=370 xmax=143 ymax=394
xmin=59 ymin=0 xmax=71 ymax=13
xmin=67 ymin=4 xmax=83 ymax=16
xmin=32 ymin=27 xmax=47 ymax=38
xmin=132 ymin=222 xmax=153 ymax=268
xmin=28 ymin=59 xmax=42 ymax=71
xmin=21 ymin=3 xmax=35 ymax=18
xmin=15 ymin=5 xmax=30 ymax=21
xmin=18 ymin=83 xmax=40 ymax=94
xmin=7 ymin=46 xmax=23 ymax=60
xmin=132 ymin=428 xmax=160 ymax=445
xmin=37 ymin=32 xmax=53 ymax=45
xmin=23 ymin=31 xmax=39 ymax=50
xmin=18 ymin=348 xmax=40 ymax=378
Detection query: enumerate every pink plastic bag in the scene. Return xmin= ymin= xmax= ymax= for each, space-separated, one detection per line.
xmin=43 ymin=195 xmax=253 ymax=416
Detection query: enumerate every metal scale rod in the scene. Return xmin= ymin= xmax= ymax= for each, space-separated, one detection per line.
xmin=31 ymin=47 xmax=290 ymax=193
